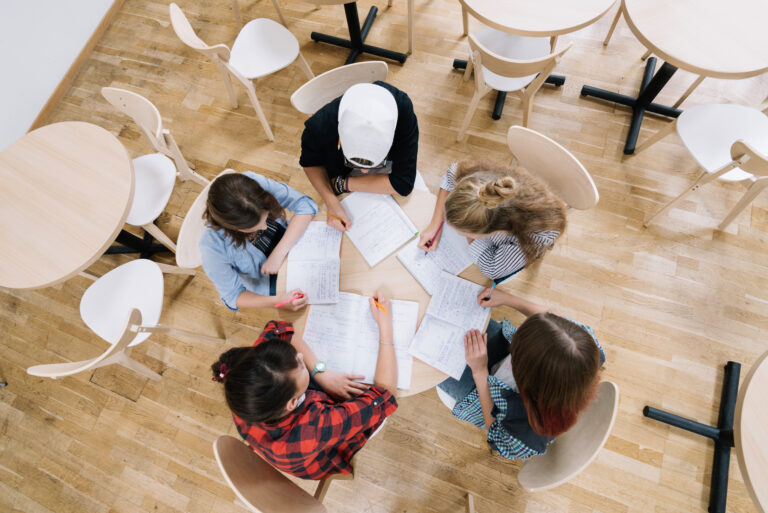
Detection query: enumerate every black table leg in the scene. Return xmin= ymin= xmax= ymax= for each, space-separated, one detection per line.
xmin=107 ymin=229 xmax=170 ymax=259
xmin=310 ymin=2 xmax=407 ymax=64
xmin=643 ymin=361 xmax=740 ymax=513
xmin=580 ymin=57 xmax=682 ymax=154
xmin=452 ymin=59 xmax=565 ymax=120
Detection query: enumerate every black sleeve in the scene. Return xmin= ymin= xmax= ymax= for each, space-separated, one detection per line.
xmin=299 ymin=111 xmax=331 ymax=169
xmin=388 ymin=92 xmax=419 ymax=196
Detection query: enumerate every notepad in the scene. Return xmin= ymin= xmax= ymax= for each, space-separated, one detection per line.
xmin=396 ymin=224 xmax=474 ymax=295
xmin=341 ymin=192 xmax=419 ymax=267
xmin=302 ymin=292 xmax=419 ymax=389
xmin=408 ymin=272 xmax=490 ymax=380
xmin=285 ymin=222 xmax=342 ymax=304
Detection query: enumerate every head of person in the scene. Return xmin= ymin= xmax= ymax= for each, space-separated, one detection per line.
xmin=444 ymin=159 xmax=566 ymax=265
xmin=212 ymin=339 xmax=310 ymax=423
xmin=204 ymin=173 xmax=285 ymax=248
xmin=337 ymin=83 xmax=398 ymax=172
xmin=510 ymin=313 xmax=601 ymax=437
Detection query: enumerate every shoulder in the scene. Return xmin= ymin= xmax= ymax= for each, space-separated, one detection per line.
xmin=304 ymin=97 xmax=341 ymax=134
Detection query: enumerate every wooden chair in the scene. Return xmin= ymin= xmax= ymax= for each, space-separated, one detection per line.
xmin=232 ymin=0 xmax=287 ymax=27
xmin=169 ymin=3 xmax=313 ymax=142
xmin=506 ymin=126 xmax=599 ymax=210
xmin=457 ymin=29 xmax=571 ymax=140
xmin=385 ymin=0 xmax=414 ymax=54
xmin=290 ymin=61 xmax=388 ymax=115
xmin=638 ymin=104 xmax=768 ymax=230
xmin=27 ymin=260 xmax=225 ymax=381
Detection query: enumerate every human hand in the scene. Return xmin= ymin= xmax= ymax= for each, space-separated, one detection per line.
xmin=477 ymin=287 xmax=504 ymax=308
xmin=417 ymin=221 xmax=444 ymax=251
xmin=275 ymin=289 xmax=307 ymax=311
xmin=368 ymin=291 xmax=393 ymax=330
xmin=313 ymin=369 xmax=369 ymax=400
xmin=464 ymin=329 xmax=488 ymax=375
xmin=260 ymin=251 xmax=285 ymax=275
xmin=326 ymin=204 xmax=351 ymax=232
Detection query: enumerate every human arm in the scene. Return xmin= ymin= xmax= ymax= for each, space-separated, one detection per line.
xmin=347 ymin=174 xmax=397 ymax=195
xmin=369 ymin=291 xmax=397 ymax=395
xmin=417 ymin=187 xmax=450 ymax=251
xmin=303 ymin=166 xmax=351 ymax=232
xmin=476 ymin=289 xmax=549 ymax=316
xmin=465 ymin=329 xmax=495 ymax=430
xmin=260 ymin=213 xmax=313 ymax=274
xmin=290 ymin=333 xmax=369 ymax=400
xmin=234 ymin=288 xmax=308 ymax=311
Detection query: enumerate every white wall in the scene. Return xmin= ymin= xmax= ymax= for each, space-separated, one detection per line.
xmin=0 ymin=0 xmax=113 ymax=150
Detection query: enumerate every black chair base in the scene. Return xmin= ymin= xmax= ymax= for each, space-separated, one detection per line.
xmin=107 ymin=229 xmax=170 ymax=259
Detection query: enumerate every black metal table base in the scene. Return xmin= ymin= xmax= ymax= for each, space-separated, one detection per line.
xmin=451 ymin=58 xmax=565 ymax=120
xmin=580 ymin=56 xmax=682 ymax=154
xmin=643 ymin=361 xmax=741 ymax=513
xmin=311 ymin=3 xmax=407 ymax=64
xmin=107 ymin=229 xmax=170 ymax=259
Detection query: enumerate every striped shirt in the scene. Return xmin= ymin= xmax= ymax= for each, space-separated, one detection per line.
xmin=439 ymin=162 xmax=560 ymax=280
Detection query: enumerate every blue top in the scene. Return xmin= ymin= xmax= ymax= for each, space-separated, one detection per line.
xmin=199 ymin=172 xmax=318 ymax=310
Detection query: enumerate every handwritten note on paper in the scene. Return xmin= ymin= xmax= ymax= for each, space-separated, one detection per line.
xmin=396 ymin=224 xmax=474 ymax=295
xmin=341 ymin=192 xmax=418 ymax=267
xmin=302 ymin=292 xmax=418 ymax=389
xmin=408 ymin=272 xmax=490 ymax=380
xmin=285 ymin=222 xmax=342 ymax=304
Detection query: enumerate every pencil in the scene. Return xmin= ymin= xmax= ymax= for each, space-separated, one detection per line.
xmin=484 ymin=282 xmax=497 ymax=301
xmin=424 ymin=220 xmax=445 ymax=255
xmin=374 ymin=299 xmax=388 ymax=313
xmin=325 ymin=211 xmax=347 ymax=226
xmin=275 ymin=294 xmax=303 ymax=308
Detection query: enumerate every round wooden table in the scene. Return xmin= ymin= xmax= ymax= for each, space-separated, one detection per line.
xmin=278 ymin=190 xmax=489 ymax=398
xmin=581 ymin=0 xmax=768 ymax=153
xmin=0 ymin=121 xmax=134 ymax=289
xmin=735 ymin=349 xmax=768 ymax=513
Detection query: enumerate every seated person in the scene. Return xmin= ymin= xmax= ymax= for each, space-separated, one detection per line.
xmin=199 ymin=172 xmax=316 ymax=311
xmin=300 ymin=81 xmax=419 ymax=231
xmin=211 ymin=292 xmax=397 ymax=479
xmin=417 ymin=159 xmax=566 ymax=281
xmin=438 ymin=289 xmax=605 ymax=460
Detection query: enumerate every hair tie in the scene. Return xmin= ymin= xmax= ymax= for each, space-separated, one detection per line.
xmin=212 ymin=363 xmax=231 ymax=382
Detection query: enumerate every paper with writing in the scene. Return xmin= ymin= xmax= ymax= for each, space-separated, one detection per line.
xmin=286 ymin=222 xmax=342 ymax=304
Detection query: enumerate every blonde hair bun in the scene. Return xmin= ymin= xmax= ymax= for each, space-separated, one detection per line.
xmin=478 ymin=176 xmax=517 ymax=208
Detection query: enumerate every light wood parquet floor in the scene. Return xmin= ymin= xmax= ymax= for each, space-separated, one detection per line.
xmin=2 ymin=1 xmax=768 ymax=512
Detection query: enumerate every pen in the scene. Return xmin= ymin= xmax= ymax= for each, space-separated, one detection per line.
xmin=424 ymin=220 xmax=445 ymax=255
xmin=275 ymin=293 xmax=304 ymax=308
xmin=374 ymin=299 xmax=388 ymax=313
xmin=484 ymin=282 xmax=497 ymax=302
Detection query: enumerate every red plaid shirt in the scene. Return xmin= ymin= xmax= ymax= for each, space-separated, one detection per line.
xmin=233 ymin=320 xmax=398 ymax=480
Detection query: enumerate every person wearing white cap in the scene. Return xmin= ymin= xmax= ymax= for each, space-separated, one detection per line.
xmin=300 ymin=81 xmax=419 ymax=232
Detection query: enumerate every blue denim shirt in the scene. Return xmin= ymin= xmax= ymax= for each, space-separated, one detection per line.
xmin=199 ymin=172 xmax=318 ymax=310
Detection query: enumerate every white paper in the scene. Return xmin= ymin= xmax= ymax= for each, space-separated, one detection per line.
xmin=286 ymin=222 xmax=342 ymax=304
xmin=396 ymin=224 xmax=474 ymax=295
xmin=342 ymin=192 xmax=419 ymax=267
xmin=302 ymin=292 xmax=418 ymax=389
xmin=426 ymin=272 xmax=489 ymax=329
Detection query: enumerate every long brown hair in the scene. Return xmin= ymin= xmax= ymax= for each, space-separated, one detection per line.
xmin=204 ymin=173 xmax=284 ymax=248
xmin=510 ymin=313 xmax=600 ymax=437
xmin=445 ymin=159 xmax=566 ymax=266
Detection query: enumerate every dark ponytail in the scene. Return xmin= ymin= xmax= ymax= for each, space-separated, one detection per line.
xmin=211 ymin=339 xmax=300 ymax=423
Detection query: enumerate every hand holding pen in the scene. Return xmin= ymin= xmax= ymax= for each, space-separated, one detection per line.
xmin=417 ymin=219 xmax=444 ymax=253
xmin=477 ymin=283 xmax=501 ymax=308
xmin=274 ymin=289 xmax=307 ymax=311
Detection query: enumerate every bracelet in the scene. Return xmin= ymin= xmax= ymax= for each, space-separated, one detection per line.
xmin=379 ymin=341 xmax=394 ymax=346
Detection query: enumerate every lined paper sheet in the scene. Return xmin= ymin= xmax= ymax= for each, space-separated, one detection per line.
xmin=342 ymin=192 xmax=418 ymax=267
xmin=286 ymin=222 xmax=342 ymax=304
xmin=303 ymin=292 xmax=418 ymax=389
xmin=396 ymin=224 xmax=474 ymax=295
xmin=408 ymin=272 xmax=490 ymax=380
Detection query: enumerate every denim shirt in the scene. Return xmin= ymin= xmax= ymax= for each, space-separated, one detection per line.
xmin=199 ymin=172 xmax=318 ymax=310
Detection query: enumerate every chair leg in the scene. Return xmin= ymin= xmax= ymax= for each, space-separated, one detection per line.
xmin=155 ymin=262 xmax=196 ymax=276
xmin=163 ymin=132 xmax=209 ymax=186
xmin=142 ymin=223 xmax=177 ymax=253
xmin=186 ymin=159 xmax=196 ymax=170
xmin=295 ymin=52 xmax=314 ymax=79
xmin=232 ymin=0 xmax=242 ymax=26
xmin=245 ymin=81 xmax=275 ymax=142
xmin=461 ymin=5 xmax=468 ymax=36
xmin=78 ymin=270 xmax=99 ymax=281
xmin=466 ymin=493 xmax=475 ymax=513
xmin=641 ymin=49 xmax=652 ymax=61
xmin=270 ymin=0 xmax=288 ymax=26
xmin=644 ymin=168 xmax=729 ymax=227
xmin=108 ymin=352 xmax=162 ymax=381
xmin=457 ymin=89 xmax=487 ymax=142
xmin=549 ymin=35 xmax=558 ymax=52
xmin=387 ymin=0 xmax=393 ymax=6
xmin=463 ymin=55 xmax=473 ymax=82
xmin=603 ymin=8 xmax=621 ymax=46
xmin=217 ymin=62 xmax=239 ymax=109
xmin=521 ymin=96 xmax=533 ymax=128
xmin=718 ymin=179 xmax=768 ymax=230
xmin=633 ymin=118 xmax=678 ymax=156
xmin=141 ymin=324 xmax=226 ymax=343
xmin=314 ymin=479 xmax=332 ymax=502
xmin=672 ymin=75 xmax=704 ymax=109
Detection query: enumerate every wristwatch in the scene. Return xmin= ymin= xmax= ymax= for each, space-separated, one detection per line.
xmin=310 ymin=361 xmax=327 ymax=378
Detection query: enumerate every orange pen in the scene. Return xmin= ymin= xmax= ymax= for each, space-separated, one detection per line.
xmin=373 ymin=299 xmax=388 ymax=313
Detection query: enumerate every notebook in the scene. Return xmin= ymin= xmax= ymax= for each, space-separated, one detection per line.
xmin=285 ymin=222 xmax=342 ymax=304
xmin=408 ymin=272 xmax=490 ymax=380
xmin=396 ymin=223 xmax=474 ymax=295
xmin=302 ymin=292 xmax=419 ymax=389
xmin=341 ymin=192 xmax=419 ymax=267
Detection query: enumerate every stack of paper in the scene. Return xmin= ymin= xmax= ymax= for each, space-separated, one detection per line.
xmin=285 ymin=222 xmax=342 ymax=304
xmin=303 ymin=292 xmax=419 ymax=389
xmin=341 ymin=192 xmax=419 ymax=267
xmin=408 ymin=272 xmax=490 ymax=380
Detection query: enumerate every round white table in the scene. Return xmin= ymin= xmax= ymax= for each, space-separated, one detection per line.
xmin=581 ymin=0 xmax=768 ymax=154
xmin=0 ymin=122 xmax=134 ymax=289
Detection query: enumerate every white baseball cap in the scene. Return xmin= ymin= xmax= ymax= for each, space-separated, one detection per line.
xmin=337 ymin=83 xmax=398 ymax=168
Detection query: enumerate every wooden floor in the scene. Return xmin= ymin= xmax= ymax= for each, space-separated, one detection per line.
xmin=2 ymin=1 xmax=768 ymax=512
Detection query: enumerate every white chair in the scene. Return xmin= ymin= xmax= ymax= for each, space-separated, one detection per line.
xmin=101 ymin=87 xmax=209 ymax=253
xmin=384 ymin=0 xmax=414 ymax=54
xmin=27 ymin=260 xmax=226 ymax=381
xmin=290 ymin=61 xmax=389 ymax=115
xmin=436 ymin=385 xmax=457 ymax=410
xmin=638 ymin=104 xmax=768 ymax=230
xmin=506 ymin=126 xmax=599 ymax=210
xmin=457 ymin=28 xmax=572 ymax=141
xmin=169 ymin=3 xmax=313 ymax=142
xmin=232 ymin=0 xmax=286 ymax=27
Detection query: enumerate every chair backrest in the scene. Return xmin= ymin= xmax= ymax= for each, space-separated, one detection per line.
xmin=27 ymin=309 xmax=142 ymax=378
xmin=517 ymin=381 xmax=619 ymax=492
xmin=731 ymin=140 xmax=768 ymax=178
xmin=290 ymin=62 xmax=389 ymax=115
xmin=102 ymin=87 xmax=164 ymax=152
xmin=507 ymin=125 xmax=599 ymax=209
xmin=169 ymin=3 xmax=231 ymax=61
xmin=436 ymin=385 xmax=457 ymax=411
xmin=469 ymin=33 xmax=571 ymax=80
xmin=177 ymin=168 xmax=236 ymax=268
xmin=213 ymin=435 xmax=327 ymax=513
